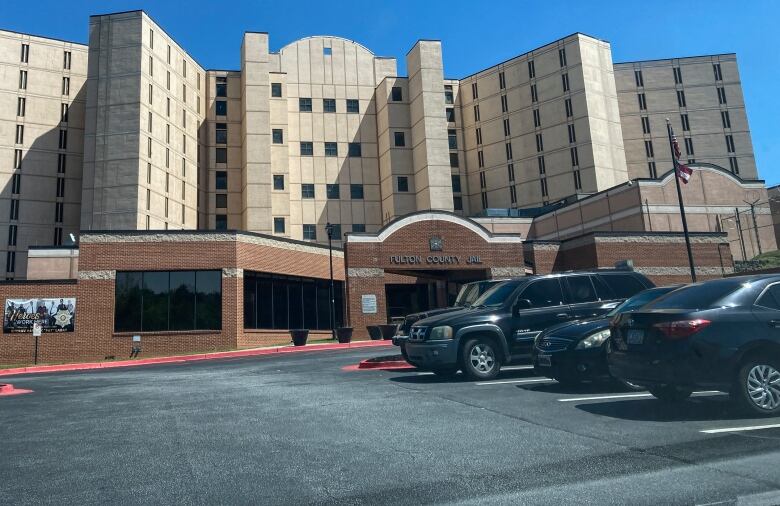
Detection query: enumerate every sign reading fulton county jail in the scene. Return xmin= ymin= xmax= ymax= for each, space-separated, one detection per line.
xmin=389 ymin=255 xmax=483 ymax=265
xmin=4 ymin=298 xmax=76 ymax=333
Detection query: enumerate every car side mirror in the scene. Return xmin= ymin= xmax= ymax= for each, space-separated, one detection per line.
xmin=514 ymin=299 xmax=532 ymax=313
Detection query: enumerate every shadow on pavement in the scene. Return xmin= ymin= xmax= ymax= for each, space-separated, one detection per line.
xmin=518 ymin=381 xmax=632 ymax=396
xmin=573 ymin=395 xmax=755 ymax=422
xmin=388 ymin=368 xmax=538 ymax=384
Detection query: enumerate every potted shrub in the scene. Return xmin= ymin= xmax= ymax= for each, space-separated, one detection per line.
xmin=378 ymin=324 xmax=399 ymax=340
xmin=366 ymin=325 xmax=382 ymax=340
xmin=336 ymin=327 xmax=353 ymax=344
xmin=289 ymin=329 xmax=309 ymax=347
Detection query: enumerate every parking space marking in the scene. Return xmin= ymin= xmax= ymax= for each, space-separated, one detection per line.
xmin=475 ymin=378 xmax=554 ymax=386
xmin=501 ymin=365 xmax=535 ymax=371
xmin=558 ymin=390 xmax=723 ymax=402
xmin=700 ymin=423 xmax=780 ymax=434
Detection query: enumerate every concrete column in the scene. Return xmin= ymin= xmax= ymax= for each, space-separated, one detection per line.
xmin=240 ymin=33 xmax=272 ymax=233
xmin=406 ymin=41 xmax=453 ymax=212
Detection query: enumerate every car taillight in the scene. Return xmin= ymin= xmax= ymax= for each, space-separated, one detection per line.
xmin=652 ymin=319 xmax=711 ymax=339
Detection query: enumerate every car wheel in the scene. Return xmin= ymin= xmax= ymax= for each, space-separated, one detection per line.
xmin=612 ymin=376 xmax=645 ymax=392
xmin=432 ymin=367 xmax=458 ymax=378
xmin=733 ymin=358 xmax=780 ymax=416
xmin=647 ymin=385 xmax=692 ymax=402
xmin=461 ymin=337 xmax=502 ymax=381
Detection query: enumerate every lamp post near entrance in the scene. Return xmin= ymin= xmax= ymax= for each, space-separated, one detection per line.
xmin=325 ymin=223 xmax=336 ymax=340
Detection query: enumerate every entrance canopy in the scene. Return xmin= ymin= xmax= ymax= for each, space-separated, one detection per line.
xmin=344 ymin=211 xmax=525 ymax=334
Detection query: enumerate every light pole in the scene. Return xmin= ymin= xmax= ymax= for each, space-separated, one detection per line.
xmin=325 ymin=222 xmax=336 ymax=340
xmin=744 ymin=198 xmax=763 ymax=256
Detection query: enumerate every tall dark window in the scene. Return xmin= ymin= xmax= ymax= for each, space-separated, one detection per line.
xmin=498 ymin=71 xmax=506 ymax=89
xmin=634 ymin=70 xmax=644 ymax=87
xmin=215 ymin=123 xmax=227 ymax=144
xmin=273 ymin=174 xmax=285 ymax=190
xmin=216 ymin=171 xmax=227 ymax=190
xmin=394 ymin=132 xmax=405 ymax=147
xmin=721 ymin=110 xmax=731 ymax=129
xmin=444 ymin=85 xmax=454 ymax=104
xmin=713 ymin=63 xmax=723 ymax=81
xmin=271 ymin=83 xmax=282 ymax=97
xmin=274 ymin=217 xmax=285 ymax=234
xmin=244 ymin=272 xmax=344 ymax=330
xmin=448 ymin=129 xmax=458 ymax=149
xmin=558 ymin=47 xmax=567 ymax=67
xmin=216 ymin=101 xmax=227 ymax=116
xmin=680 ymin=114 xmax=690 ymax=132
xmin=216 ymin=77 xmax=227 ymax=97
xmin=676 ymin=90 xmax=687 ymax=108
xmin=450 ymin=152 xmax=459 ymax=167
xmin=216 ymin=148 xmax=227 ymax=163
xmin=391 ymin=87 xmax=403 ymax=101
xmin=446 ymin=108 xmax=455 ymax=122
xmin=272 ymin=129 xmax=283 ymax=144
xmin=397 ymin=177 xmax=409 ymax=192
xmin=528 ymin=60 xmax=535 ymax=79
xmin=673 ymin=67 xmax=683 ymax=84
xmin=114 ymin=270 xmax=222 ymax=332
xmin=451 ymin=175 xmax=461 ymax=193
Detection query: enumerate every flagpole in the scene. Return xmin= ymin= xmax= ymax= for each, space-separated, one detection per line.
xmin=665 ymin=118 xmax=697 ymax=282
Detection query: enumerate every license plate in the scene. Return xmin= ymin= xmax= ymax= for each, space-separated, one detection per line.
xmin=626 ymin=329 xmax=644 ymax=345
xmin=537 ymin=354 xmax=551 ymax=367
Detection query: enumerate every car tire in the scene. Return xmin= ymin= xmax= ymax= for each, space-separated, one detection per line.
xmin=612 ymin=376 xmax=645 ymax=392
xmin=461 ymin=337 xmax=502 ymax=381
xmin=647 ymin=385 xmax=692 ymax=402
xmin=432 ymin=367 xmax=459 ymax=378
xmin=732 ymin=358 xmax=780 ymax=416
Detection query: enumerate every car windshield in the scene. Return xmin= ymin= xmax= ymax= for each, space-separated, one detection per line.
xmin=454 ymin=281 xmax=491 ymax=307
xmin=606 ymin=287 xmax=678 ymax=317
xmin=471 ymin=281 xmax=520 ymax=308
xmin=647 ymin=279 xmax=745 ymax=310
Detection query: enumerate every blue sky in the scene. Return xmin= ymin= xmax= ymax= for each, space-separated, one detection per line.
xmin=4 ymin=0 xmax=778 ymax=184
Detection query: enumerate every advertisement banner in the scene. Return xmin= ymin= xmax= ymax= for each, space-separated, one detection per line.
xmin=4 ymin=298 xmax=76 ymax=333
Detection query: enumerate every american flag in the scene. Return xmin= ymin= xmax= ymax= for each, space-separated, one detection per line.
xmin=671 ymin=133 xmax=692 ymax=184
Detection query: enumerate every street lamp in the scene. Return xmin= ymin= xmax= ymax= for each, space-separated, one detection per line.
xmin=325 ymin=222 xmax=336 ymax=340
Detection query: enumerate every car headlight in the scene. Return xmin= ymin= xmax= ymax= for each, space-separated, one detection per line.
xmin=575 ymin=329 xmax=611 ymax=350
xmin=429 ymin=326 xmax=454 ymax=340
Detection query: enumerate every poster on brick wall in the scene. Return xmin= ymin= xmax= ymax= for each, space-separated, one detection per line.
xmin=3 ymin=298 xmax=76 ymax=333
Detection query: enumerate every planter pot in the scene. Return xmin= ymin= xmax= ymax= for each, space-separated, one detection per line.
xmin=336 ymin=327 xmax=353 ymax=344
xmin=366 ymin=325 xmax=382 ymax=341
xmin=378 ymin=324 xmax=399 ymax=341
xmin=289 ymin=329 xmax=309 ymax=347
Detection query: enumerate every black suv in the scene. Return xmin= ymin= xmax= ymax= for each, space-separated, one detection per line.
xmin=393 ymin=279 xmax=507 ymax=360
xmin=405 ymin=269 xmax=653 ymax=380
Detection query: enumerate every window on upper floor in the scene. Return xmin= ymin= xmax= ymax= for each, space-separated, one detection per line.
xmin=216 ymin=100 xmax=227 ymax=116
xmin=216 ymin=77 xmax=227 ymax=97
xmin=271 ymin=83 xmax=282 ymax=97
xmin=323 ymin=98 xmax=336 ymax=112
xmin=299 ymin=97 xmax=312 ymax=112
xmin=391 ymin=86 xmax=403 ymax=101
xmin=350 ymin=184 xmax=364 ymax=199
xmin=397 ymin=176 xmax=409 ymax=192
xmin=348 ymin=143 xmax=362 ymax=157
xmin=346 ymin=99 xmax=359 ymax=113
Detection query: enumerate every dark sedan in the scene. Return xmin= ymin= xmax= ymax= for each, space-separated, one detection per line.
xmin=608 ymin=275 xmax=780 ymax=416
xmin=533 ymin=285 xmax=681 ymax=389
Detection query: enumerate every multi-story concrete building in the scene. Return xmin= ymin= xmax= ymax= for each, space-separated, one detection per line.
xmin=0 ymin=29 xmax=87 ymax=277
xmin=0 ymin=10 xmax=770 ymax=279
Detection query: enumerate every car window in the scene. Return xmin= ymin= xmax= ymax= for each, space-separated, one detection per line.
xmin=454 ymin=284 xmax=478 ymax=307
xmin=606 ymin=287 xmax=677 ymax=317
xmin=520 ymin=279 xmax=564 ymax=308
xmin=565 ymin=276 xmax=598 ymax=304
xmin=591 ymin=275 xmax=615 ymax=300
xmin=603 ymin=274 xmax=646 ymax=298
xmin=649 ymin=280 xmax=744 ymax=309
xmin=756 ymin=284 xmax=780 ymax=310
xmin=472 ymin=281 xmax=520 ymax=308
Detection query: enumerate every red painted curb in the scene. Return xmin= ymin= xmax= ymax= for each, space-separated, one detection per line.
xmin=0 ymin=340 xmax=393 ymax=377
xmin=357 ymin=359 xmax=414 ymax=370
xmin=0 ymin=383 xmax=33 ymax=397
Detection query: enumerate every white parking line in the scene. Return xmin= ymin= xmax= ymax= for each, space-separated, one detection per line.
xmin=700 ymin=423 xmax=780 ymax=434
xmin=476 ymin=378 xmax=554 ymax=386
xmin=558 ymin=390 xmax=724 ymax=402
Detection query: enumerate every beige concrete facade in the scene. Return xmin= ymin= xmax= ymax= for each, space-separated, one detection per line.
xmin=614 ymin=54 xmax=757 ymax=180
xmin=81 ymin=11 xmax=204 ymax=232
xmin=0 ymin=29 xmax=87 ymax=278
xmin=0 ymin=12 xmax=770 ymax=278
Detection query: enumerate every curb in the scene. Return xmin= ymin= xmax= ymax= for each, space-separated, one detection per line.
xmin=0 ymin=383 xmax=34 ymax=396
xmin=0 ymin=340 xmax=393 ymax=377
xmin=357 ymin=359 xmax=414 ymax=370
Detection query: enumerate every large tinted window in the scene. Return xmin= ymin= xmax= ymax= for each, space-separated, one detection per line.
xmin=472 ymin=281 xmax=521 ymax=308
xmin=607 ymin=287 xmax=678 ymax=317
xmin=602 ymin=274 xmax=647 ymax=298
xmin=591 ymin=275 xmax=614 ymax=300
xmin=114 ymin=270 xmax=222 ymax=332
xmin=115 ymin=272 xmax=142 ymax=332
xmin=566 ymin=276 xmax=597 ymax=304
xmin=520 ymin=279 xmax=564 ymax=308
xmin=649 ymin=280 xmax=744 ymax=310
xmin=243 ymin=271 xmax=344 ymax=330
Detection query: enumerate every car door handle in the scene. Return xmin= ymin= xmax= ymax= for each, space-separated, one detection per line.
xmin=769 ymin=320 xmax=780 ymax=328
xmin=556 ymin=313 xmax=569 ymax=319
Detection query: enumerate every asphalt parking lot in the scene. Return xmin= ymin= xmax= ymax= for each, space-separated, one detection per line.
xmin=2 ymin=347 xmax=780 ymax=505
